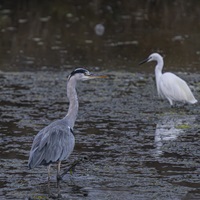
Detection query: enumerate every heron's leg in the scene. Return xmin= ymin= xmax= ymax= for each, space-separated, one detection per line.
xmin=57 ymin=161 xmax=62 ymax=181
xmin=57 ymin=161 xmax=61 ymax=175
xmin=47 ymin=165 xmax=51 ymax=181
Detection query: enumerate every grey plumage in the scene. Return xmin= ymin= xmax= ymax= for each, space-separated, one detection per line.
xmin=28 ymin=68 xmax=106 ymax=181
xmin=28 ymin=120 xmax=75 ymax=168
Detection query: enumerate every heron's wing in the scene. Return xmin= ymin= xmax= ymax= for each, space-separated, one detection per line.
xmin=28 ymin=128 xmax=46 ymax=167
xmin=44 ymin=126 xmax=75 ymax=164
xmin=28 ymin=122 xmax=75 ymax=168
xmin=160 ymin=73 xmax=196 ymax=102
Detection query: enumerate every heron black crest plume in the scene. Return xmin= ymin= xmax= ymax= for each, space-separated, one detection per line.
xmin=68 ymin=68 xmax=89 ymax=80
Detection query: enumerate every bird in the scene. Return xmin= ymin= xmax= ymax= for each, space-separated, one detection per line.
xmin=139 ymin=53 xmax=197 ymax=106
xmin=28 ymin=68 xmax=106 ymax=181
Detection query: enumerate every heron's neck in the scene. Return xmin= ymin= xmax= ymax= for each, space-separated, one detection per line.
xmin=155 ymin=58 xmax=164 ymax=86
xmin=65 ymin=78 xmax=79 ymax=129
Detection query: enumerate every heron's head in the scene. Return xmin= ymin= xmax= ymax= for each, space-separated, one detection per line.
xmin=68 ymin=68 xmax=107 ymax=81
xmin=139 ymin=53 xmax=163 ymax=65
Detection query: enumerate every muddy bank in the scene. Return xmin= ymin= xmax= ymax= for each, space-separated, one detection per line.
xmin=0 ymin=70 xmax=200 ymax=199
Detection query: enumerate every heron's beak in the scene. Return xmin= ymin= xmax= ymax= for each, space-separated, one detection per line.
xmin=139 ymin=57 xmax=150 ymax=65
xmin=86 ymin=74 xmax=108 ymax=79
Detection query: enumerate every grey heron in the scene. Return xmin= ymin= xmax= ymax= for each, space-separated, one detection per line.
xmin=139 ymin=53 xmax=197 ymax=106
xmin=28 ymin=68 xmax=106 ymax=181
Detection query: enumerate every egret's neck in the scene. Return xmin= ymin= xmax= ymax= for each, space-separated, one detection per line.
xmin=65 ymin=78 xmax=79 ymax=129
xmin=155 ymin=58 xmax=164 ymax=85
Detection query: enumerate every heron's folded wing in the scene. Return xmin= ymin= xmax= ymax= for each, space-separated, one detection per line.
xmin=28 ymin=124 xmax=75 ymax=168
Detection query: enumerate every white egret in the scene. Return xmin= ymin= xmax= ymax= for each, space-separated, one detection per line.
xmin=139 ymin=53 xmax=197 ymax=106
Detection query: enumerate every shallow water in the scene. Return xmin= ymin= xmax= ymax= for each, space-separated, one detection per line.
xmin=1 ymin=1 xmax=200 ymax=72
xmin=1 ymin=70 xmax=200 ymax=200
xmin=1 ymin=1 xmax=200 ymax=200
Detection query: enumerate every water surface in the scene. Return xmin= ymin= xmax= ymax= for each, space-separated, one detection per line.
xmin=1 ymin=1 xmax=200 ymax=200
xmin=1 ymin=71 xmax=200 ymax=199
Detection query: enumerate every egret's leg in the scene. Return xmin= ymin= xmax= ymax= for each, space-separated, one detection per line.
xmin=168 ymin=98 xmax=173 ymax=107
xmin=57 ymin=161 xmax=62 ymax=181
xmin=47 ymin=165 xmax=51 ymax=181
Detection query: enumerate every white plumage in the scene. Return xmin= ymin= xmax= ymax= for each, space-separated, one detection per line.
xmin=140 ymin=53 xmax=197 ymax=106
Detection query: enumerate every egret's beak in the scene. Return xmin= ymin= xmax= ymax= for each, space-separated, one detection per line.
xmin=86 ymin=74 xmax=108 ymax=79
xmin=139 ymin=57 xmax=150 ymax=65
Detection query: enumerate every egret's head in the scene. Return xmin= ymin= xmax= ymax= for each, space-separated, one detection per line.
xmin=139 ymin=53 xmax=163 ymax=65
xmin=68 ymin=68 xmax=107 ymax=81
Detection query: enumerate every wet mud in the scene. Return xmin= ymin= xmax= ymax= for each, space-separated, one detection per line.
xmin=1 ymin=70 xmax=200 ymax=200
xmin=0 ymin=1 xmax=200 ymax=199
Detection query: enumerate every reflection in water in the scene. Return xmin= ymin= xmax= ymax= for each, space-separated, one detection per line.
xmin=154 ymin=115 xmax=194 ymax=157
xmin=0 ymin=71 xmax=200 ymax=199
xmin=29 ymin=178 xmax=89 ymax=199
xmin=94 ymin=23 xmax=105 ymax=36
xmin=0 ymin=1 xmax=200 ymax=71
xmin=154 ymin=114 xmax=195 ymax=157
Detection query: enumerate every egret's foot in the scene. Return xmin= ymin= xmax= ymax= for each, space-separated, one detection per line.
xmin=170 ymin=103 xmax=175 ymax=108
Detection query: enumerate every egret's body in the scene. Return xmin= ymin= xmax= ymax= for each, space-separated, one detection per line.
xmin=28 ymin=68 xmax=105 ymax=181
xmin=139 ymin=53 xmax=197 ymax=106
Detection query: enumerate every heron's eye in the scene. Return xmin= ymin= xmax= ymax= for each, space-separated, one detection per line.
xmin=84 ymin=71 xmax=90 ymax=76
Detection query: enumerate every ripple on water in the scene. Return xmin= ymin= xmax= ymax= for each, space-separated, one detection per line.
xmin=0 ymin=71 xmax=200 ymax=199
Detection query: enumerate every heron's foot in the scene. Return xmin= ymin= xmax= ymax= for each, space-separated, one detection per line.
xmin=69 ymin=165 xmax=76 ymax=175
xmin=57 ymin=174 xmax=63 ymax=181
xmin=60 ymin=155 xmax=91 ymax=179
xmin=60 ymin=161 xmax=78 ymax=178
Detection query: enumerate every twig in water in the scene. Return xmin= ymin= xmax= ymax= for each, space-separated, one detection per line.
xmin=60 ymin=155 xmax=91 ymax=179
